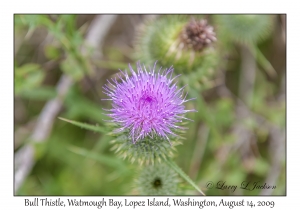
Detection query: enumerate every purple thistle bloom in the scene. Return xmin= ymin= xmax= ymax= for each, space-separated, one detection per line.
xmin=103 ymin=62 xmax=196 ymax=145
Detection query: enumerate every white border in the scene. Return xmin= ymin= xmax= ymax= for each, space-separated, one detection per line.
xmin=2 ymin=0 xmax=297 ymax=209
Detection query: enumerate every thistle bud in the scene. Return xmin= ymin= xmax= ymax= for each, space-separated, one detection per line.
xmin=181 ymin=19 xmax=217 ymax=51
xmin=215 ymin=15 xmax=274 ymax=44
xmin=135 ymin=163 xmax=181 ymax=195
xmin=134 ymin=15 xmax=220 ymax=92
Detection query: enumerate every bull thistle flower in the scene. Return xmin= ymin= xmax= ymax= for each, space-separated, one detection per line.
xmin=103 ymin=62 xmax=196 ymax=164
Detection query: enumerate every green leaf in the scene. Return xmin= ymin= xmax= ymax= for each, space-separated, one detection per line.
xmin=44 ymin=44 xmax=62 ymax=60
xmin=60 ymin=56 xmax=84 ymax=80
xmin=58 ymin=117 xmax=106 ymax=134
xmin=68 ymin=146 xmax=128 ymax=173
xmin=15 ymin=63 xmax=41 ymax=76
xmin=165 ymin=158 xmax=205 ymax=196
xmin=19 ymin=86 xmax=56 ymax=100
xmin=60 ymin=15 xmax=77 ymax=37
xmin=70 ymin=31 xmax=84 ymax=48
xmin=15 ymin=63 xmax=45 ymax=95
xmin=19 ymin=14 xmax=51 ymax=28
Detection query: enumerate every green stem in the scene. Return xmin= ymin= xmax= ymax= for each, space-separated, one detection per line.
xmin=248 ymin=44 xmax=277 ymax=78
xmin=165 ymin=158 xmax=205 ymax=196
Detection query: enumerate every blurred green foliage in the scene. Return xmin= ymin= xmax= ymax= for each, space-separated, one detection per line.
xmin=15 ymin=14 xmax=286 ymax=196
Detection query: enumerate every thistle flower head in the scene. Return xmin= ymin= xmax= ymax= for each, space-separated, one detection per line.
xmin=103 ymin=62 xmax=195 ymax=145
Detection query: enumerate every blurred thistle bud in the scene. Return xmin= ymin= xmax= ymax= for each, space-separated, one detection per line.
xmin=103 ymin=62 xmax=195 ymax=165
xmin=214 ymin=15 xmax=274 ymax=45
xmin=134 ymin=15 xmax=220 ymax=91
xmin=135 ymin=163 xmax=181 ymax=195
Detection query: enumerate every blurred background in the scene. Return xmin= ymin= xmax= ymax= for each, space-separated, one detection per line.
xmin=14 ymin=14 xmax=286 ymax=195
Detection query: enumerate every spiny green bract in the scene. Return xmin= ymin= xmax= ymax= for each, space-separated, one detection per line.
xmin=134 ymin=15 xmax=220 ymax=92
xmin=110 ymin=131 xmax=183 ymax=165
xmin=135 ymin=163 xmax=181 ymax=195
